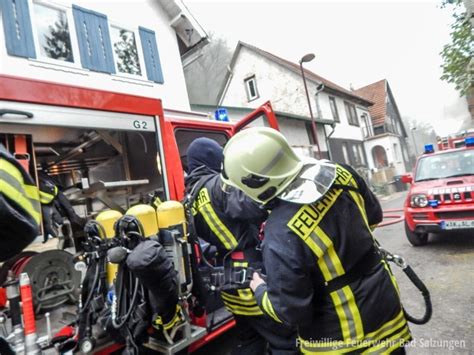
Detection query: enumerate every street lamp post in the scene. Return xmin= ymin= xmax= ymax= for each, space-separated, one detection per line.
xmin=411 ymin=127 xmax=419 ymax=156
xmin=299 ymin=53 xmax=322 ymax=159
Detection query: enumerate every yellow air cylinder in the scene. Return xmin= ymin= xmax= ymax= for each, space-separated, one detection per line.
xmin=156 ymin=201 xmax=186 ymax=237
xmin=126 ymin=204 xmax=159 ymax=238
xmin=96 ymin=210 xmax=123 ymax=238
xmin=157 ymin=201 xmax=192 ymax=293
xmin=96 ymin=210 xmax=123 ymax=286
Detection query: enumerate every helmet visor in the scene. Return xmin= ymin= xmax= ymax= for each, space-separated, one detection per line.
xmin=278 ymin=159 xmax=336 ymax=204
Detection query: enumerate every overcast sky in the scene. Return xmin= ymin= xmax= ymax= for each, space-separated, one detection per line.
xmin=184 ymin=0 xmax=471 ymax=135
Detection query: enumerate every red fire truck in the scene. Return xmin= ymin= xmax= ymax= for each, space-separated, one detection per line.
xmin=0 ymin=74 xmax=279 ymax=353
xmin=401 ymin=134 xmax=474 ymax=246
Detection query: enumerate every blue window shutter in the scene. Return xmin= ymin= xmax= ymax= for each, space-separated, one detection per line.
xmin=72 ymin=5 xmax=115 ymax=73
xmin=1 ymin=0 xmax=36 ymax=58
xmin=139 ymin=27 xmax=164 ymax=84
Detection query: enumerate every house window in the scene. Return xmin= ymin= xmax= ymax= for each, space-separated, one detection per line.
xmin=358 ymin=144 xmax=366 ymax=165
xmin=344 ymin=101 xmax=359 ymax=126
xmin=32 ymin=3 xmax=74 ymax=62
xmin=352 ymin=144 xmax=361 ymax=165
xmin=342 ymin=142 xmax=350 ymax=164
xmin=245 ymin=76 xmax=259 ymax=101
xmin=329 ymin=96 xmax=339 ymax=122
xmin=110 ymin=26 xmax=141 ymax=75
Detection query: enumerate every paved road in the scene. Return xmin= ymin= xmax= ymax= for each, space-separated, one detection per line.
xmin=195 ymin=192 xmax=473 ymax=354
xmin=374 ymin=192 xmax=473 ymax=354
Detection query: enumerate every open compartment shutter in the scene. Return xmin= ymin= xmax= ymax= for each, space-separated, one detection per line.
xmin=1 ymin=0 xmax=36 ymax=58
xmin=72 ymin=5 xmax=115 ymax=73
xmin=139 ymin=27 xmax=164 ymax=84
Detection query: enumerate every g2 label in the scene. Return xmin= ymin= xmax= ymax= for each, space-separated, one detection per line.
xmin=133 ymin=120 xmax=148 ymax=130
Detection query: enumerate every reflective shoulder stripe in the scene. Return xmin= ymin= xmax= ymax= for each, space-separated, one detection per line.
xmin=261 ymin=291 xmax=282 ymax=323
xmin=195 ymin=188 xmax=238 ymax=250
xmin=0 ymin=164 xmax=41 ymax=224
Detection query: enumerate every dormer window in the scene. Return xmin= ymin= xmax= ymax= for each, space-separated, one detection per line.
xmin=244 ymin=75 xmax=259 ymax=102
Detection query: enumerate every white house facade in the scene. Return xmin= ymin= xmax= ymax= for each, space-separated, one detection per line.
xmin=215 ymin=42 xmax=373 ymax=169
xmin=0 ymin=0 xmax=208 ymax=110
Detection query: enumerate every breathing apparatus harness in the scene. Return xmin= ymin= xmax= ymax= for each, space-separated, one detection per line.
xmin=109 ymin=215 xmax=149 ymax=354
xmin=76 ymin=221 xmax=111 ymax=350
xmin=183 ymin=175 xmax=256 ymax=295
xmin=327 ymin=182 xmax=432 ymax=325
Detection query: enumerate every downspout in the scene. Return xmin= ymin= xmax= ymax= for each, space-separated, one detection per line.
xmin=326 ymin=123 xmax=336 ymax=160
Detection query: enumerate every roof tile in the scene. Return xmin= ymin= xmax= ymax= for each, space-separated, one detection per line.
xmin=353 ymin=79 xmax=387 ymax=126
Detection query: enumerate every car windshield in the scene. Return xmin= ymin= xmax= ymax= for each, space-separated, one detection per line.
xmin=415 ymin=149 xmax=474 ymax=181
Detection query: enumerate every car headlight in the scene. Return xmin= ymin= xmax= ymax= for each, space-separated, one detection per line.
xmin=410 ymin=194 xmax=428 ymax=208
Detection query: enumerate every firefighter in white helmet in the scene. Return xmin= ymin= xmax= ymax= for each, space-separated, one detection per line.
xmin=222 ymin=127 xmax=411 ymax=354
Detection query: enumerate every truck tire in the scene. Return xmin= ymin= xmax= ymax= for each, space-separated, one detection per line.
xmin=405 ymin=221 xmax=428 ymax=246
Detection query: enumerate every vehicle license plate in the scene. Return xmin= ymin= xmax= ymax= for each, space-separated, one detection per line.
xmin=440 ymin=220 xmax=474 ymax=230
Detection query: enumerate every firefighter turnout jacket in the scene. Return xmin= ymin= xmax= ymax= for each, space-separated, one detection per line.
xmin=185 ymin=166 xmax=268 ymax=316
xmin=254 ymin=164 xmax=412 ymax=354
xmin=0 ymin=144 xmax=40 ymax=261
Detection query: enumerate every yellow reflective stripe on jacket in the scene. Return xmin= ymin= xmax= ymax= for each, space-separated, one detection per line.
xmin=222 ymin=301 xmax=263 ymax=316
xmin=314 ymin=228 xmax=363 ymax=342
xmin=381 ymin=259 xmax=401 ymax=296
xmin=338 ymin=166 xmax=402 ymax=299
xmin=287 ymin=165 xmax=366 ymax=343
xmin=292 ymin=225 xmax=365 ymax=342
xmin=221 ymin=290 xmax=257 ymax=306
xmin=299 ymin=310 xmax=408 ymax=353
xmin=362 ymin=324 xmax=411 ymax=354
xmin=40 ymin=190 xmax=55 ymax=204
xmin=233 ymin=261 xmax=248 ymax=267
xmin=0 ymin=160 xmax=41 ymax=224
xmin=195 ymin=188 xmax=238 ymax=250
xmin=261 ymin=291 xmax=282 ymax=323
xmin=369 ymin=224 xmax=378 ymax=231
xmin=221 ymin=288 xmax=263 ymax=316
xmin=287 ymin=189 xmax=343 ymax=239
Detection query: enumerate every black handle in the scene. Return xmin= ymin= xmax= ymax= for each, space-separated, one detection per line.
xmin=0 ymin=109 xmax=34 ymax=118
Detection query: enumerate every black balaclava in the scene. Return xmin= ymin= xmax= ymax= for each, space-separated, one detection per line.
xmin=186 ymin=137 xmax=223 ymax=173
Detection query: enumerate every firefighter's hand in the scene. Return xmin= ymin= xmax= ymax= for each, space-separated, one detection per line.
xmin=250 ymin=272 xmax=265 ymax=292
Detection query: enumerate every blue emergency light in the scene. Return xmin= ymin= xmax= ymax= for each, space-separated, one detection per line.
xmin=214 ymin=108 xmax=229 ymax=122
xmin=428 ymin=199 xmax=439 ymax=208
xmin=465 ymin=137 xmax=474 ymax=147
xmin=424 ymin=144 xmax=435 ymax=154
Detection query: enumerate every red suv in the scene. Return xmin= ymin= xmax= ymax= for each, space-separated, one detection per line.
xmin=401 ymin=138 xmax=474 ymax=246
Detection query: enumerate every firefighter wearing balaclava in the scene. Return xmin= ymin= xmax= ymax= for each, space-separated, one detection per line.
xmin=222 ymin=127 xmax=412 ymax=354
xmin=185 ymin=137 xmax=297 ymax=355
